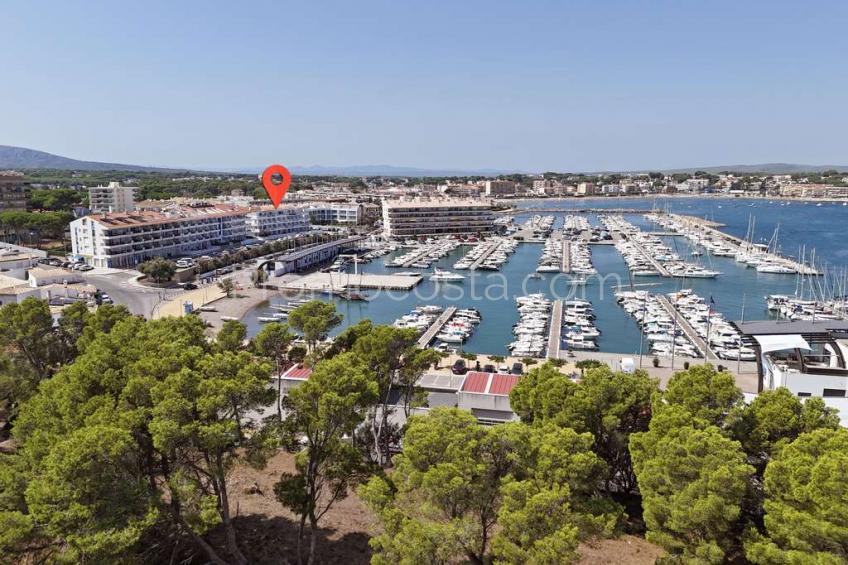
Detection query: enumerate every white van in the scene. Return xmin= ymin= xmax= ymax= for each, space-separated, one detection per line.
xmin=620 ymin=357 xmax=636 ymax=374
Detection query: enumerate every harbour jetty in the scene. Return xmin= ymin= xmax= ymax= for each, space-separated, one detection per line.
xmin=655 ymin=295 xmax=719 ymax=361
xmin=561 ymin=239 xmax=571 ymax=273
xmin=666 ymin=213 xmax=820 ymax=275
xmin=547 ymin=299 xmax=563 ymax=359
xmin=417 ymin=306 xmax=458 ymax=347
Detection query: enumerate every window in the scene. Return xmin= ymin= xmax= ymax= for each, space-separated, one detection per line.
xmin=823 ymin=388 xmax=846 ymax=398
xmin=797 ymin=392 xmax=812 ymax=397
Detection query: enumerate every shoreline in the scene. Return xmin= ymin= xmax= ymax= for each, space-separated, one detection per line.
xmin=503 ymin=193 xmax=848 ymax=205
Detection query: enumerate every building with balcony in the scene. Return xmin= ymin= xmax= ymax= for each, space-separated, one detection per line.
xmin=0 ymin=171 xmax=28 ymax=211
xmin=484 ymin=180 xmax=517 ymax=196
xmin=244 ymin=207 xmax=310 ymax=239
xmin=381 ymin=199 xmax=495 ymax=239
xmin=88 ymin=181 xmax=136 ymax=213
xmin=305 ymin=202 xmax=363 ymax=225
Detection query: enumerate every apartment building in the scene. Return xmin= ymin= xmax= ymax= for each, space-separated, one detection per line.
xmin=245 ymin=207 xmax=311 ymax=239
xmin=88 ymin=181 xmax=137 ymax=213
xmin=71 ymin=204 xmax=309 ymax=267
xmin=781 ymin=184 xmax=848 ymax=199
xmin=382 ymin=199 xmax=495 ymax=239
xmin=484 ymin=180 xmax=517 ymax=196
xmin=0 ymin=171 xmax=28 ymax=211
xmin=576 ymin=182 xmax=596 ymax=196
xmin=306 ymin=202 xmax=363 ymax=224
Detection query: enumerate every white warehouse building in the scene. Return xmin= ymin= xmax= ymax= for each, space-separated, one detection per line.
xmin=70 ymin=204 xmax=309 ymax=268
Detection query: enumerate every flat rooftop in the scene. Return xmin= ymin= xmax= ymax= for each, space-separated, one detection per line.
xmin=384 ymin=199 xmax=492 ymax=209
xmin=282 ymin=271 xmax=422 ymax=291
xmin=733 ymin=319 xmax=848 ymax=336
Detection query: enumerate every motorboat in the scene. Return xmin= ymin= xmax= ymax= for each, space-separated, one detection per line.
xmin=430 ymin=269 xmax=466 ymax=282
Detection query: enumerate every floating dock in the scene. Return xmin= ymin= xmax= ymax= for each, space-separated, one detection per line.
xmin=547 ymin=300 xmax=563 ymax=359
xmin=282 ymin=272 xmax=423 ymax=292
xmin=655 ymin=295 xmax=719 ymax=361
xmin=418 ymin=306 xmax=458 ymax=348
xmin=561 ymin=239 xmax=571 ymax=273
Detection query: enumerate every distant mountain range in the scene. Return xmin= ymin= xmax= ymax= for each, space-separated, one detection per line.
xmin=0 ymin=145 xmax=181 ymax=173
xmin=1 ymin=145 xmax=845 ymax=177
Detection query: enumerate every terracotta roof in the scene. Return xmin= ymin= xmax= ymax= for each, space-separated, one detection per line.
xmin=461 ymin=371 xmax=520 ymax=396
xmin=281 ymin=364 xmax=312 ymax=380
xmin=461 ymin=372 xmax=491 ymax=393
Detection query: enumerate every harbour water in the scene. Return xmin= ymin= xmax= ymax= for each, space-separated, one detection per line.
xmin=242 ymin=197 xmax=848 ymax=355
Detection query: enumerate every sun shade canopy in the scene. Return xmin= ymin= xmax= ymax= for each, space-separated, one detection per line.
xmin=754 ymin=334 xmax=811 ymax=353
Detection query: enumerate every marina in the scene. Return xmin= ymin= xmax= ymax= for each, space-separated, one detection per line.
xmin=240 ymin=197 xmax=848 ymax=361
xmin=416 ymin=306 xmax=458 ymax=347
xmin=281 ymin=271 xmax=423 ymax=292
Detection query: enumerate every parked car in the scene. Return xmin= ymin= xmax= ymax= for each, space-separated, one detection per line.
xmin=482 ymin=364 xmax=496 ymax=373
xmin=511 ymin=362 xmax=523 ymax=375
xmin=181 ymin=282 xmax=198 ymax=290
xmin=451 ymin=359 xmax=468 ymax=375
xmin=78 ymin=265 xmax=94 ymax=271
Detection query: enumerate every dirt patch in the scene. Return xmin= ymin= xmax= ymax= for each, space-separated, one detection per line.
xmin=209 ymin=451 xmax=661 ymax=564
xmin=578 ymin=535 xmax=662 ymax=565
xmin=222 ymin=450 xmax=376 ymax=564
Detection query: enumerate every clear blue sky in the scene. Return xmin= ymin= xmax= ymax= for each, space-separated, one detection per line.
xmin=4 ymin=0 xmax=847 ymax=172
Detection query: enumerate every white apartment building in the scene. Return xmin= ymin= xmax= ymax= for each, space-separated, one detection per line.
xmin=88 ymin=181 xmax=137 ymax=213
xmin=71 ymin=204 xmax=309 ymax=267
xmin=245 ymin=207 xmax=311 ymax=239
xmin=382 ymin=199 xmax=495 ymax=239
xmin=306 ymin=203 xmax=363 ymax=225
xmin=484 ymin=180 xmax=517 ymax=196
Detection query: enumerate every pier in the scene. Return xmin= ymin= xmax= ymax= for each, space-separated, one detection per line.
xmin=670 ymin=213 xmax=819 ymax=275
xmin=547 ymin=300 xmax=563 ymax=359
xmin=629 ymin=238 xmax=672 ymax=277
xmin=282 ymin=272 xmax=423 ymax=292
xmin=418 ymin=306 xmax=458 ymax=348
xmin=561 ymin=239 xmax=571 ymax=273
xmin=394 ymin=246 xmax=438 ymax=268
xmin=656 ymin=295 xmax=719 ymax=361
xmin=469 ymin=241 xmax=501 ymax=270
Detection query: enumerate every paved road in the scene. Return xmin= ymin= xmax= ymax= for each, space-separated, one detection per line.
xmin=81 ymin=271 xmax=184 ymax=317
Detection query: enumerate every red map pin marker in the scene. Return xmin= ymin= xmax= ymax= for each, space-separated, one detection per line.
xmin=261 ymin=164 xmax=292 ymax=208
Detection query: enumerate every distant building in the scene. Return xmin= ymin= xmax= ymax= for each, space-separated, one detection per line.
xmin=484 ymin=180 xmax=517 ymax=197
xmin=88 ymin=181 xmax=137 ymax=213
xmin=0 ymin=171 xmax=28 ymax=211
xmin=576 ymin=182 xmax=595 ymax=196
xmin=781 ymin=184 xmax=848 ymax=199
xmin=381 ymin=199 xmax=495 ymax=239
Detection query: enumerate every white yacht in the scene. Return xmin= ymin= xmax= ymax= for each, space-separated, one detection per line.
xmin=429 ymin=269 xmax=465 ymax=282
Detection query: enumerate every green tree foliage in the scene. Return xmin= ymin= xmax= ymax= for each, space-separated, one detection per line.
xmin=217 ymin=319 xmax=247 ymax=352
xmin=630 ymin=404 xmax=754 ymax=564
xmin=0 ymin=297 xmax=67 ymax=377
xmin=27 ymin=188 xmax=82 ymax=211
xmin=150 ymin=350 xmax=274 ymax=565
xmin=275 ymin=353 xmax=377 ymax=565
xmin=729 ymin=387 xmax=840 ymax=466
xmin=253 ymin=321 xmax=295 ymax=422
xmin=0 ymin=315 xmax=273 ymax=564
xmin=138 ymin=257 xmax=177 ymax=283
xmin=288 ymin=300 xmax=342 ymax=353
xmin=511 ymin=363 xmax=659 ymax=493
xmin=217 ymin=277 xmax=235 ymax=297
xmin=745 ymin=428 xmax=848 ymax=564
xmin=349 ymin=325 xmax=440 ymax=465
xmin=663 ymin=364 xmax=743 ymax=427
xmin=361 ymin=408 xmax=617 ymax=565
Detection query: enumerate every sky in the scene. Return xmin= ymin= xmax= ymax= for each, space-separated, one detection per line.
xmin=3 ymin=0 xmax=847 ymax=172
